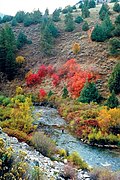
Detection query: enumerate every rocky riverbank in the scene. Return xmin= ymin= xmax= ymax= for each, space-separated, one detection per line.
xmin=0 ymin=128 xmax=90 ymax=180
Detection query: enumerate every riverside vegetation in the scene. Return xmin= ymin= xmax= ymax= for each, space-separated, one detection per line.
xmin=0 ymin=1 xmax=120 ymax=179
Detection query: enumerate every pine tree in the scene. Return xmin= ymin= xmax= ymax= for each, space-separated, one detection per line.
xmin=64 ymin=12 xmax=75 ymax=32
xmin=75 ymin=16 xmax=83 ymax=24
xmin=108 ymin=62 xmax=120 ymax=94
xmin=78 ymin=82 xmax=101 ymax=103
xmin=113 ymin=2 xmax=120 ymax=13
xmin=89 ymin=0 xmax=96 ymax=8
xmin=82 ymin=5 xmax=90 ymax=18
xmin=82 ymin=21 xmax=89 ymax=31
xmin=102 ymin=14 xmax=114 ymax=38
xmin=62 ymin=87 xmax=69 ymax=98
xmin=52 ymin=9 xmax=61 ymax=22
xmin=99 ymin=3 xmax=109 ymax=20
xmin=40 ymin=24 xmax=54 ymax=56
xmin=109 ymin=38 xmax=120 ymax=55
xmin=91 ymin=24 xmax=107 ymax=42
xmin=106 ymin=91 xmax=119 ymax=108
xmin=0 ymin=25 xmax=17 ymax=80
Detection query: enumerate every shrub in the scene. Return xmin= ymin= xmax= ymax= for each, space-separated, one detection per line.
xmin=89 ymin=0 xmax=96 ymax=8
xmin=11 ymin=18 xmax=17 ymax=26
xmin=82 ymin=21 xmax=89 ymax=31
xmin=106 ymin=91 xmax=119 ymax=108
xmin=2 ymin=15 xmax=13 ymax=23
xmin=109 ymin=38 xmax=120 ymax=55
xmin=0 ymin=95 xmax=5 ymax=105
xmin=67 ymin=152 xmax=88 ymax=169
xmin=31 ymin=166 xmax=45 ymax=180
xmin=59 ymin=149 xmax=67 ymax=157
xmin=32 ymin=132 xmax=57 ymax=157
xmin=62 ymin=8 xmax=68 ymax=14
xmin=72 ymin=42 xmax=80 ymax=54
xmin=15 ymin=11 xmax=25 ymax=23
xmin=78 ymin=82 xmax=101 ymax=103
xmin=16 ymin=56 xmax=25 ymax=64
xmin=90 ymin=168 xmax=120 ymax=180
xmin=108 ymin=62 xmax=120 ymax=94
xmin=39 ymin=88 xmax=47 ymax=99
xmin=62 ymin=163 xmax=77 ymax=179
xmin=17 ymin=32 xmax=32 ymax=49
xmin=113 ymin=2 xmax=120 ymax=13
xmin=75 ymin=16 xmax=83 ymax=24
xmin=2 ymin=97 xmax=11 ymax=106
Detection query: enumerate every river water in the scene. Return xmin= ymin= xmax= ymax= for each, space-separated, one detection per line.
xmin=33 ymin=106 xmax=120 ymax=171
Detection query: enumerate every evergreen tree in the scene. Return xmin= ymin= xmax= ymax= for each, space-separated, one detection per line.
xmin=109 ymin=38 xmax=120 ymax=55
xmin=40 ymin=24 xmax=54 ymax=56
xmin=52 ymin=9 xmax=61 ymax=22
xmin=102 ymin=14 xmax=114 ymax=38
xmin=11 ymin=18 xmax=17 ymax=26
xmin=99 ymin=3 xmax=109 ymax=20
xmin=108 ymin=62 xmax=120 ymax=94
xmin=113 ymin=2 xmax=120 ymax=13
xmin=32 ymin=10 xmax=42 ymax=24
xmin=115 ymin=14 xmax=120 ymax=25
xmin=82 ymin=21 xmax=89 ymax=31
xmin=75 ymin=16 xmax=83 ymax=24
xmin=89 ymin=0 xmax=96 ymax=8
xmin=17 ymin=32 xmax=31 ymax=49
xmin=0 ymin=25 xmax=16 ymax=80
xmin=82 ymin=5 xmax=90 ymax=18
xmin=78 ymin=82 xmax=101 ymax=103
xmin=91 ymin=24 xmax=107 ymax=42
xmin=15 ymin=11 xmax=25 ymax=23
xmin=44 ymin=8 xmax=49 ymax=16
xmin=64 ymin=12 xmax=75 ymax=32
xmin=106 ymin=91 xmax=119 ymax=108
xmin=62 ymin=87 xmax=69 ymax=98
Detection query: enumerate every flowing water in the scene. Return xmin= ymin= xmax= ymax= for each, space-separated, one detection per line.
xmin=33 ymin=106 xmax=120 ymax=171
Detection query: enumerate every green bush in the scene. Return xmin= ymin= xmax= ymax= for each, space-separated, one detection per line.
xmin=0 ymin=95 xmax=5 ymax=105
xmin=67 ymin=152 xmax=88 ymax=169
xmin=82 ymin=21 xmax=89 ymax=31
xmin=109 ymin=38 xmax=120 ymax=55
xmin=15 ymin=11 xmax=25 ymax=23
xmin=32 ymin=132 xmax=57 ymax=157
xmin=75 ymin=16 xmax=83 ymax=24
xmin=62 ymin=86 xmax=69 ymax=99
xmin=89 ymin=0 xmax=96 ymax=8
xmin=2 ymin=15 xmax=13 ymax=23
xmin=2 ymin=97 xmax=11 ymax=106
xmin=11 ymin=18 xmax=17 ymax=26
xmin=106 ymin=91 xmax=119 ymax=108
xmin=17 ymin=32 xmax=32 ymax=49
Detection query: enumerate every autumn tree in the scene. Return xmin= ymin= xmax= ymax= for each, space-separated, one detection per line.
xmin=108 ymin=62 xmax=120 ymax=94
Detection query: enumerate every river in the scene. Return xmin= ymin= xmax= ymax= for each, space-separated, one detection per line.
xmin=33 ymin=106 xmax=120 ymax=171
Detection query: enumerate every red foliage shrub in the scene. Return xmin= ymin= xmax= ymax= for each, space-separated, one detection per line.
xmin=52 ymin=73 xmax=60 ymax=86
xmin=39 ymin=88 xmax=47 ymax=98
xmin=84 ymin=119 xmax=99 ymax=127
xmin=26 ymin=73 xmax=40 ymax=86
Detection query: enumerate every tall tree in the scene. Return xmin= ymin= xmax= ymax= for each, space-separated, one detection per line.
xmin=0 ymin=25 xmax=16 ymax=80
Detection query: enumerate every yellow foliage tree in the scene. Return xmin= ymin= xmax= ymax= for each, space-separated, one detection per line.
xmin=72 ymin=43 xmax=80 ymax=54
xmin=16 ymin=56 xmax=25 ymax=64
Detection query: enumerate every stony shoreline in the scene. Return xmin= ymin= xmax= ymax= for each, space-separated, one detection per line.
xmin=0 ymin=128 xmax=90 ymax=180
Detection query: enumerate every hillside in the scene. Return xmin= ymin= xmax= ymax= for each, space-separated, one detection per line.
xmin=0 ymin=3 xmax=120 ymax=97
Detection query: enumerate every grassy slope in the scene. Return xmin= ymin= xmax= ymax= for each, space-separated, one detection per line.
xmin=1 ymin=3 xmax=120 ymax=97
